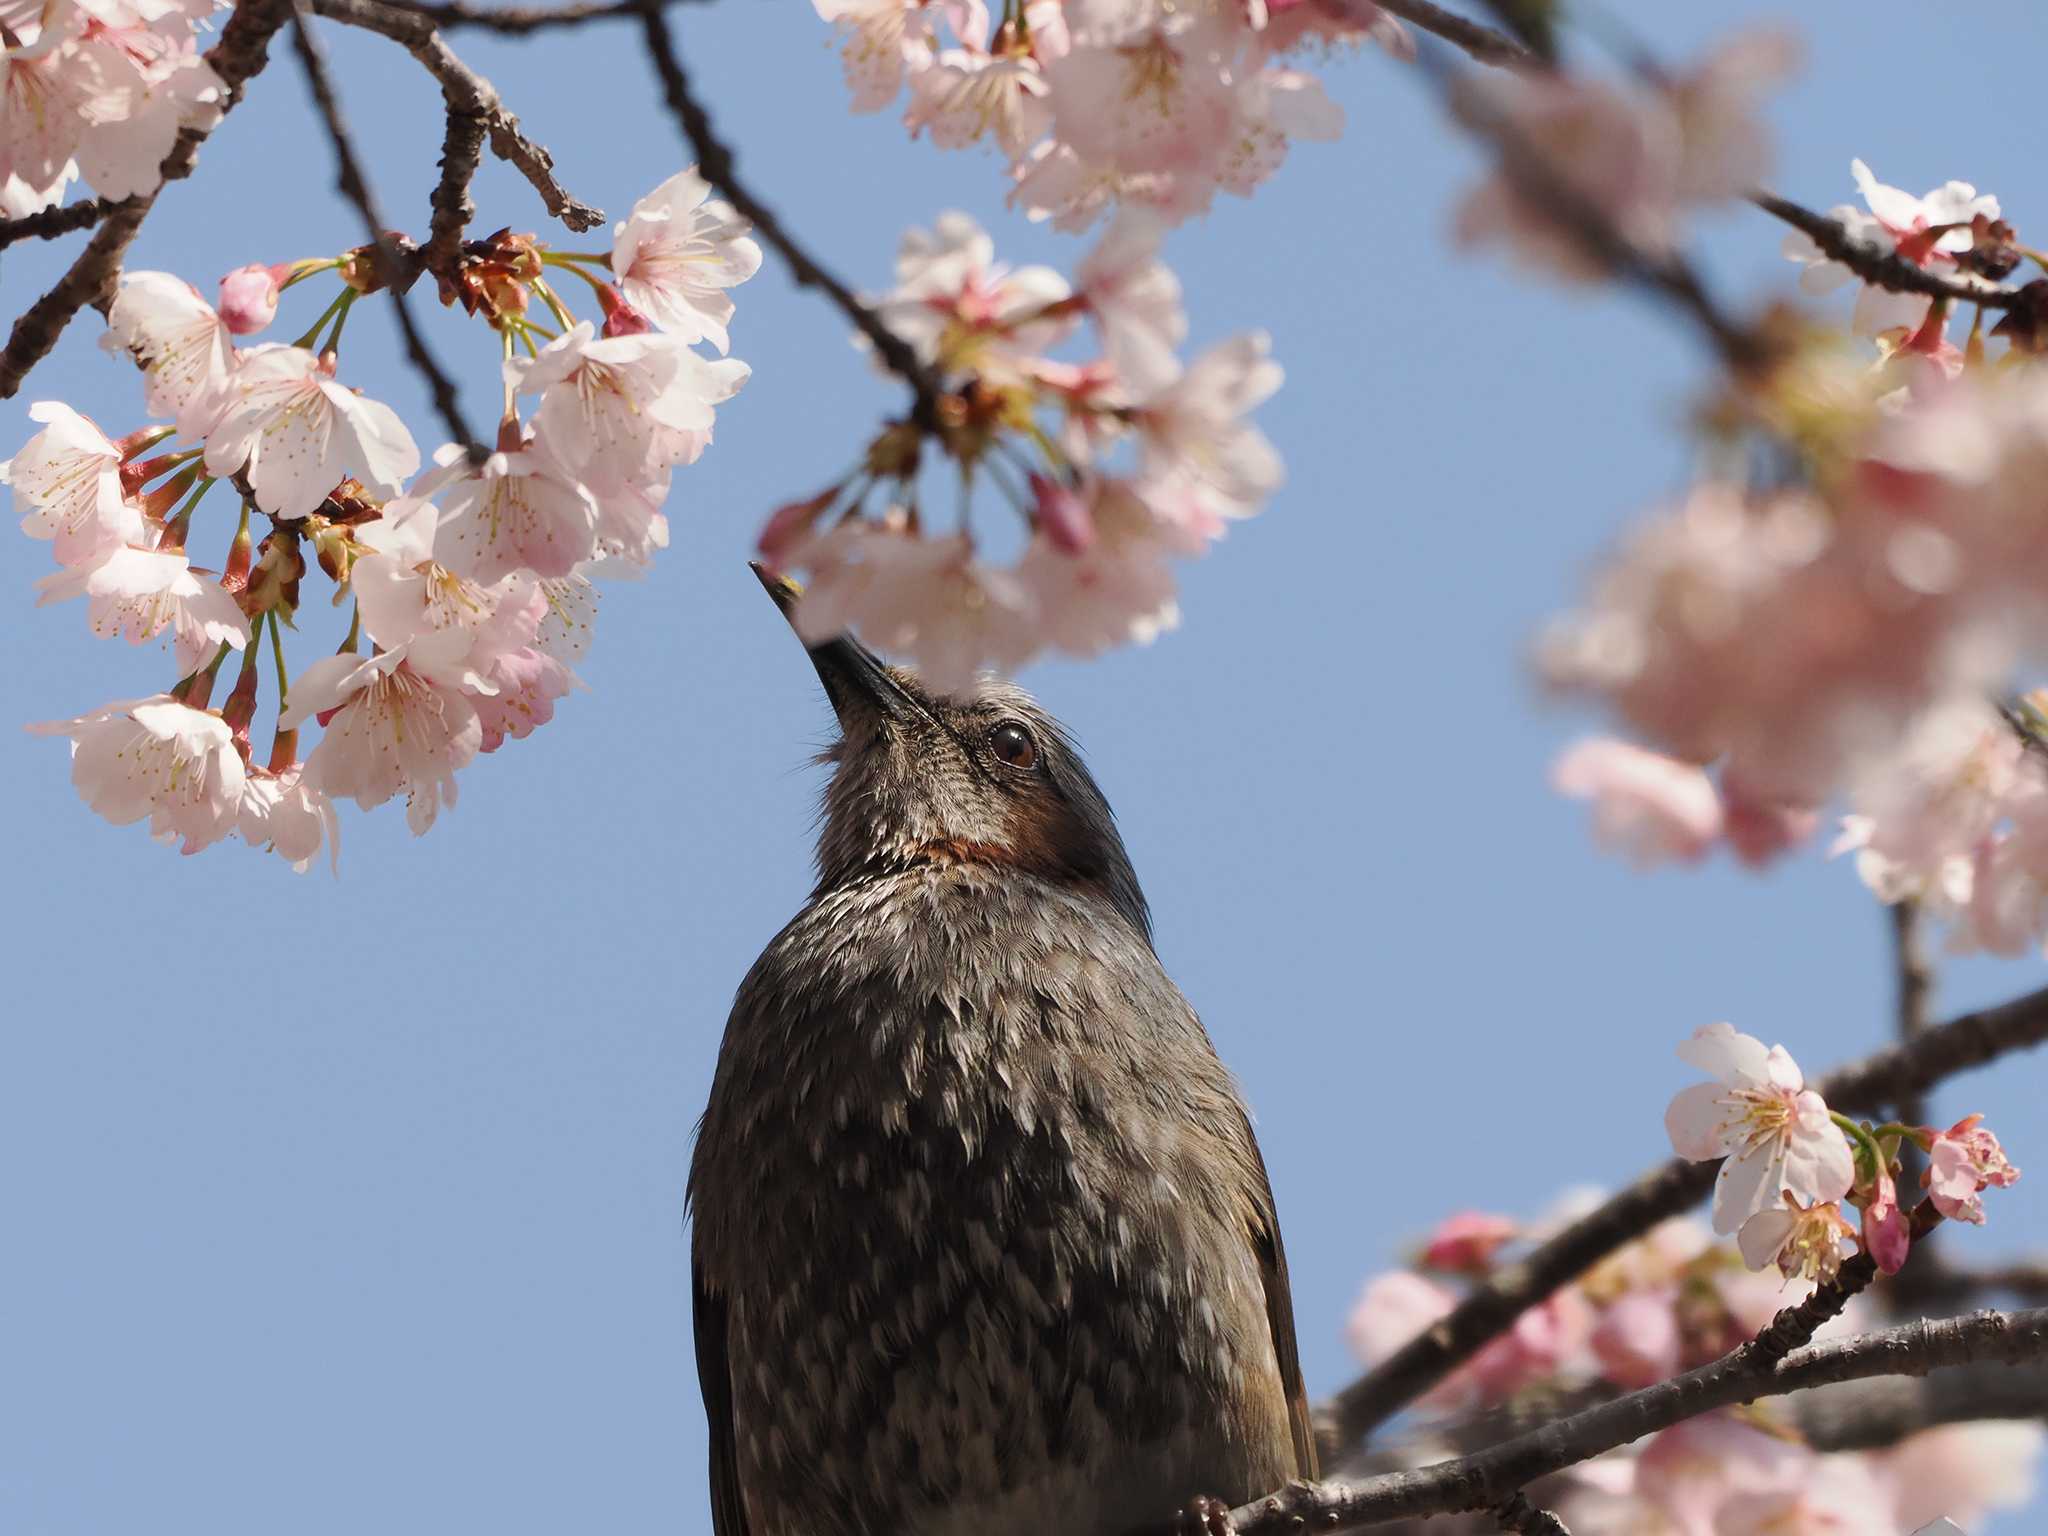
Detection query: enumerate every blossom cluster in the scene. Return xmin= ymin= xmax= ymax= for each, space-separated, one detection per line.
xmin=759 ymin=208 xmax=1281 ymax=691
xmin=1539 ymin=161 xmax=2048 ymax=952
xmin=9 ymin=167 xmax=760 ymax=866
xmin=1 ymin=0 xmax=225 ymax=216
xmin=1346 ymin=1022 xmax=2026 ymax=1535
xmin=812 ymin=0 xmax=1400 ymax=231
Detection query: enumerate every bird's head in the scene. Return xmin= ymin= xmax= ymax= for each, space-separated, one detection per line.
xmin=753 ymin=564 xmax=1150 ymax=942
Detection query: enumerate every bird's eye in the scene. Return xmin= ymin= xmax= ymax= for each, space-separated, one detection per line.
xmin=988 ymin=721 xmax=1038 ymax=770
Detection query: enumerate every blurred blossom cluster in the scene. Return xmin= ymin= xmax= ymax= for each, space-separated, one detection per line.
xmin=10 ymin=168 xmax=760 ymax=865
xmin=1347 ymin=1021 xmax=2028 ymax=1535
xmin=1542 ymin=159 xmax=2048 ymax=954
xmin=0 ymin=0 xmax=225 ymax=215
xmin=812 ymin=0 xmax=1404 ymax=232
xmin=758 ymin=208 xmax=1281 ymax=691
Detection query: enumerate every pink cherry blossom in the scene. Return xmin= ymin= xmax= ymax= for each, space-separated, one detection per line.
xmin=875 ymin=211 xmax=1075 ymax=376
xmin=610 ymin=166 xmax=763 ymax=354
xmin=1014 ymin=477 xmax=1181 ymax=657
xmin=349 ymin=501 xmax=516 ymax=659
xmin=1132 ymin=331 xmax=1283 ymax=524
xmin=813 ymin=0 xmax=985 ymax=114
xmin=1736 ymin=1199 xmax=1857 ymax=1285
xmin=410 ymin=439 xmax=600 ymax=582
xmin=1418 ymin=1211 xmax=1518 ymax=1274
xmin=67 ymin=16 xmax=224 ymax=203
xmin=534 ymin=572 xmax=599 ymax=663
xmin=217 ymin=263 xmax=283 ymax=335
xmin=1924 ymin=1114 xmax=2019 ymax=1225
xmin=1551 ymin=736 xmax=1724 ymax=868
xmin=4 ymin=400 xmax=147 ymax=563
xmin=906 ymin=49 xmax=1050 ymax=162
xmin=237 ymin=763 xmax=340 ymax=873
xmin=473 ymin=643 xmax=579 ymax=752
xmin=787 ymin=522 xmax=1037 ymax=696
xmin=1630 ymin=1413 xmax=1813 ymax=1536
xmin=102 ymin=270 xmax=238 ymax=435
xmin=1589 ymin=1287 xmax=1681 ymax=1389
xmin=1075 ymin=208 xmax=1185 ymax=394
xmin=1783 ymin=159 xmax=2001 ymax=336
xmin=1883 ymin=1422 xmax=2044 ymax=1534
xmin=509 ymin=322 xmax=749 ymax=484
xmin=202 ymin=345 xmax=419 ymax=519
xmin=1344 ymin=1269 xmax=1455 ymax=1375
xmin=1665 ymin=1022 xmax=1854 ymax=1235
xmin=35 ymin=542 xmax=249 ymax=672
xmin=279 ymin=631 xmax=487 ymax=836
xmin=1717 ymin=1452 xmax=1904 ymax=1536
xmin=1667 ymin=28 xmax=1798 ymax=204
xmin=1453 ymin=72 xmax=1679 ymax=282
xmin=30 ymin=693 xmax=246 ymax=852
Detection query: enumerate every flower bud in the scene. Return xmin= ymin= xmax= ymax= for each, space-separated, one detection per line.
xmin=219 ymin=263 xmax=285 ymax=334
xmin=757 ymin=487 xmax=839 ymax=565
xmin=1030 ymin=472 xmax=1095 ymax=556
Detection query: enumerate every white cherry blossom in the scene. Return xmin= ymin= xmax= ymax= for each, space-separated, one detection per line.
xmin=202 ymin=345 xmax=419 ymax=519
xmin=4 ymin=401 xmax=146 ymax=563
xmin=35 ymin=542 xmax=249 ymax=672
xmin=30 ymin=693 xmax=246 ymax=852
xmin=102 ymin=271 xmax=238 ymax=435
xmin=610 ymin=166 xmax=763 ymax=354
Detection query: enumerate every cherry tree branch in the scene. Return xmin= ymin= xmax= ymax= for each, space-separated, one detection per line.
xmin=0 ymin=0 xmax=293 ymax=398
xmin=1489 ymin=1492 xmax=1570 ymax=1534
xmin=287 ymin=0 xmax=484 ymax=458
xmin=1318 ymin=979 xmax=2048 ymax=1452
xmin=1795 ymin=1353 xmax=2048 ymax=1450
xmin=305 ymin=0 xmax=604 ymax=236
xmin=0 ymin=199 xmax=110 ymax=252
xmin=632 ymin=0 xmax=945 ymax=433
xmin=1248 ymin=1301 xmax=2048 ymax=1535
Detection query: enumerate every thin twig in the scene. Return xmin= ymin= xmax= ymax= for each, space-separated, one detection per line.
xmin=1750 ymin=192 xmax=2023 ymax=312
xmin=0 ymin=0 xmax=292 ymax=397
xmin=0 ymin=198 xmax=110 ymax=251
xmin=1318 ymin=979 xmax=2048 ymax=1452
xmin=287 ymin=0 xmax=485 ymax=460
xmin=633 ymin=0 xmax=945 ymax=432
xmin=389 ymin=0 xmax=684 ymax=28
xmin=307 ymin=0 xmax=603 ymax=234
xmin=1372 ymin=0 xmax=1533 ymax=66
xmin=1420 ymin=37 xmax=1767 ymax=373
xmin=1245 ymin=1305 xmax=2048 ymax=1534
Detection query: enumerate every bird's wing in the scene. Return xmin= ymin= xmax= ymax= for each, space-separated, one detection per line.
xmin=1243 ymin=1123 xmax=1318 ymax=1480
xmin=693 ymin=1264 xmax=752 ymax=1536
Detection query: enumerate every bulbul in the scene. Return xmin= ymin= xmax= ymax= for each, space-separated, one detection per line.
xmin=688 ymin=568 xmax=1314 ymax=1536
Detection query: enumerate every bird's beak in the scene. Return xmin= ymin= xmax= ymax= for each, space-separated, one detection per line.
xmin=750 ymin=562 xmax=919 ymax=726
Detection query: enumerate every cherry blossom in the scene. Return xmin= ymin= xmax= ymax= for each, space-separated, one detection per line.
xmin=30 ymin=693 xmax=246 ymax=852
xmin=202 ymin=345 xmax=420 ymax=519
xmin=1784 ymin=160 xmax=2001 ymax=335
xmin=237 ymin=763 xmax=341 ymax=874
xmin=509 ymin=322 xmax=750 ymax=485
xmin=1074 ymin=209 xmax=1186 ymax=394
xmin=35 ymin=543 xmax=249 ymax=672
xmin=787 ymin=523 xmax=1037 ymax=696
xmin=1132 ymin=331 xmax=1283 ymax=524
xmin=1884 ymin=1423 xmax=2044 ymax=1534
xmin=1588 ymin=1287 xmax=1681 ymax=1389
xmin=1418 ymin=1211 xmax=1518 ymax=1275
xmin=1735 ymin=1198 xmax=1857 ymax=1285
xmin=1924 ymin=1114 xmax=2020 ymax=1225
xmin=1665 ymin=1023 xmax=1854 ymax=1235
xmin=1551 ymin=736 xmax=1724 ymax=868
xmin=1014 ymin=477 xmax=1182 ymax=657
xmin=279 ymin=630 xmax=488 ymax=836
xmin=408 ymin=439 xmax=600 ymax=582
xmin=102 ymin=271 xmax=238 ymax=435
xmin=812 ymin=0 xmax=987 ymax=115
xmin=609 ymin=166 xmax=763 ymax=354
xmin=1717 ymin=1452 xmax=1902 ymax=1536
xmin=4 ymin=401 xmax=147 ymax=564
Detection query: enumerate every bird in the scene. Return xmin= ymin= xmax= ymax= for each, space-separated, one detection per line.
xmin=687 ymin=565 xmax=1315 ymax=1536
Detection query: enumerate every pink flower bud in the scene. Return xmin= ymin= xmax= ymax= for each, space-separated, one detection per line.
xmin=218 ymin=263 xmax=284 ymax=334
xmin=1419 ymin=1211 xmax=1518 ymax=1274
xmin=757 ymin=488 xmax=839 ymax=565
xmin=1030 ymin=472 xmax=1095 ymax=555
xmin=597 ymin=282 xmax=654 ymax=337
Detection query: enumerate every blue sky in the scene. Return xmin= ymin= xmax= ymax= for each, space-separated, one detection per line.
xmin=5 ymin=3 xmax=2047 ymax=1532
